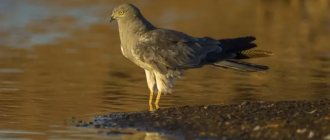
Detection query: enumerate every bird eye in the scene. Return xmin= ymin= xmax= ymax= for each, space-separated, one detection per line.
xmin=119 ymin=10 xmax=125 ymax=15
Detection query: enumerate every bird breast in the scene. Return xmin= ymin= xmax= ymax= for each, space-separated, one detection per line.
xmin=120 ymin=44 xmax=153 ymax=71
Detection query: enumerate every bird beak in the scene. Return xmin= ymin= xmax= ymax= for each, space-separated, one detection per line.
xmin=109 ymin=16 xmax=116 ymax=23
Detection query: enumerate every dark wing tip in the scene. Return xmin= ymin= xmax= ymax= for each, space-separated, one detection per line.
xmin=244 ymin=36 xmax=256 ymax=41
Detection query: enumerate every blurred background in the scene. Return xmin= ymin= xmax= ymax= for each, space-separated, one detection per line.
xmin=0 ymin=0 xmax=329 ymax=139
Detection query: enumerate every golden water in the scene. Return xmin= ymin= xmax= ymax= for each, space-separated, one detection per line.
xmin=0 ymin=0 xmax=329 ymax=139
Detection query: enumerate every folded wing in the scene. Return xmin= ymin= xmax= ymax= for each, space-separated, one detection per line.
xmin=133 ymin=29 xmax=221 ymax=73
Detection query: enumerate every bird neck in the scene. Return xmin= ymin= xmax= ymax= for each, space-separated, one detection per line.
xmin=118 ymin=15 xmax=155 ymax=44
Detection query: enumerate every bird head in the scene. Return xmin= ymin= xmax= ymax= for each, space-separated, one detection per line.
xmin=109 ymin=3 xmax=141 ymax=22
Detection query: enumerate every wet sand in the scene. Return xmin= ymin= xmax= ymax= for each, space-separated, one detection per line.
xmin=76 ymin=99 xmax=330 ymax=140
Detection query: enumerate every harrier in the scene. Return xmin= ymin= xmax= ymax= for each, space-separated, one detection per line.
xmin=109 ymin=4 xmax=272 ymax=111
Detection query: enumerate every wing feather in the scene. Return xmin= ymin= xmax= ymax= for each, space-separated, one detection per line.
xmin=133 ymin=29 xmax=221 ymax=74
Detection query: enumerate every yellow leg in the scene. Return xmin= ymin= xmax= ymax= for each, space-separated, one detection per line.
xmin=149 ymin=91 xmax=154 ymax=111
xmin=155 ymin=91 xmax=161 ymax=109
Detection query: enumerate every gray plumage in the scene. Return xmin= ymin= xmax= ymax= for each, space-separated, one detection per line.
xmin=110 ymin=4 xmax=271 ymax=108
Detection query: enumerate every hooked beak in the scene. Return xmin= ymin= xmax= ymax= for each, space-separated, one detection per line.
xmin=109 ymin=16 xmax=116 ymax=23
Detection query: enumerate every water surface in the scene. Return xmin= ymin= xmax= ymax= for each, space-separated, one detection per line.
xmin=0 ymin=0 xmax=329 ymax=139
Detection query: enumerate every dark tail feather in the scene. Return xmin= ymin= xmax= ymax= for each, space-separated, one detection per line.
xmin=235 ymin=49 xmax=273 ymax=59
xmin=211 ymin=36 xmax=270 ymax=71
xmin=218 ymin=36 xmax=257 ymax=54
xmin=212 ymin=59 xmax=269 ymax=72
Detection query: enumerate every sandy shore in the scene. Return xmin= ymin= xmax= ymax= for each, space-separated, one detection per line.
xmin=76 ymin=99 xmax=330 ymax=140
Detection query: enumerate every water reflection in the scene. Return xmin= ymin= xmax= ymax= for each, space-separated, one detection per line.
xmin=0 ymin=0 xmax=329 ymax=139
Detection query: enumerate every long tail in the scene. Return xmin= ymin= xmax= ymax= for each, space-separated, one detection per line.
xmin=212 ymin=36 xmax=272 ymax=72
xmin=235 ymin=49 xmax=273 ymax=59
xmin=213 ymin=59 xmax=269 ymax=72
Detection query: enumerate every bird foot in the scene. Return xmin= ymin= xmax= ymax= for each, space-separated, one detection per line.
xmin=148 ymin=91 xmax=161 ymax=111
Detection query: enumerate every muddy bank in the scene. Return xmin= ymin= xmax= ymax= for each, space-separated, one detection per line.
xmin=76 ymin=100 xmax=330 ymax=140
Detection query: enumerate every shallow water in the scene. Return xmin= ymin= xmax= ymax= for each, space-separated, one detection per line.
xmin=0 ymin=0 xmax=329 ymax=139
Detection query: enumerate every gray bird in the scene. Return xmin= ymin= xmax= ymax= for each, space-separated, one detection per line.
xmin=109 ymin=4 xmax=272 ymax=110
